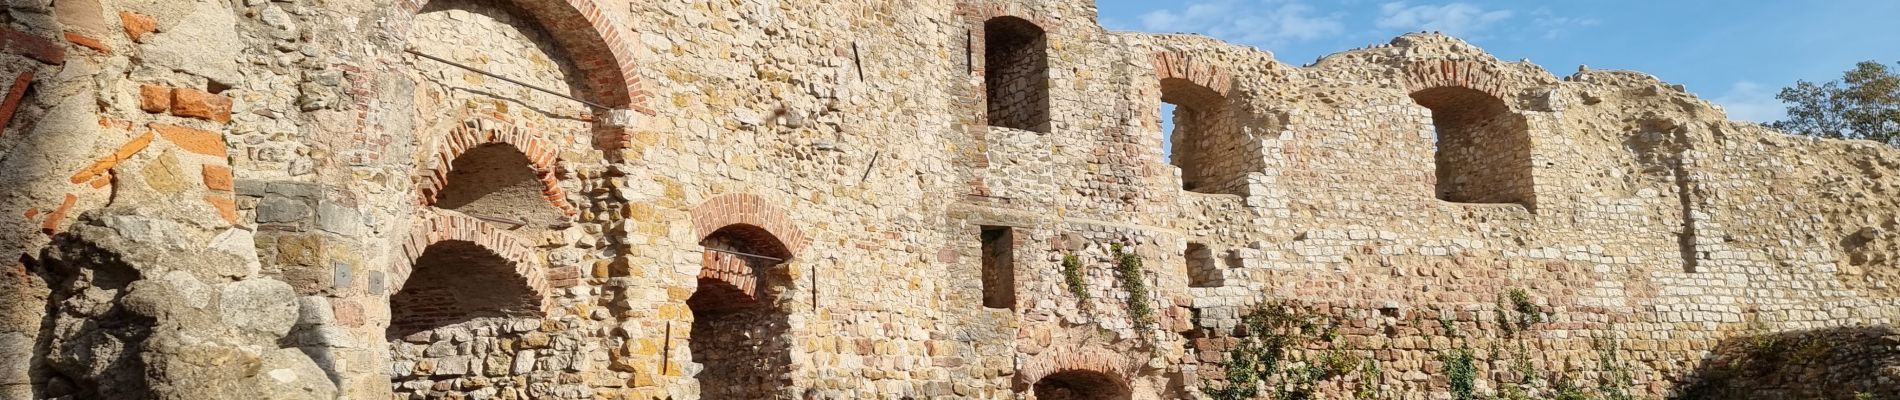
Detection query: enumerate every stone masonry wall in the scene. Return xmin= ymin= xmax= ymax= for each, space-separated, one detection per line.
xmin=0 ymin=0 xmax=1897 ymax=399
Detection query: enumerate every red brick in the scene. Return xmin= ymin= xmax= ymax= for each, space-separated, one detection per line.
xmin=0 ymin=71 xmax=32 ymax=136
xmin=0 ymin=27 xmax=64 ymax=65
xmin=69 ymin=131 xmax=153 ymax=184
xmin=88 ymin=175 xmax=109 ymax=189
xmin=170 ymin=88 xmax=231 ymax=123
xmin=119 ymin=11 xmax=157 ymax=42
xmin=204 ymin=194 xmax=235 ymax=224
xmin=151 ymin=124 xmax=224 ymax=157
xmin=200 ymin=164 xmax=232 ymax=191
xmin=23 ymin=207 xmax=37 ymax=220
xmin=62 ymin=32 xmax=108 ymax=53
xmin=41 ymin=194 xmax=76 ymax=235
xmin=138 ymin=84 xmax=170 ymax=113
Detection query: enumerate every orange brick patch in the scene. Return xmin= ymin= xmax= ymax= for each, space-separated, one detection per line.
xmin=0 ymin=71 xmax=32 ymax=137
xmin=0 ymin=27 xmax=65 ymax=65
xmin=139 ymin=85 xmax=171 ymax=113
xmin=62 ymin=32 xmax=108 ymax=53
xmin=170 ymin=88 xmax=231 ymax=123
xmin=151 ymin=124 xmax=225 ymax=157
xmin=69 ymin=131 xmax=154 ymax=184
xmin=204 ymin=194 xmax=236 ymax=224
xmin=201 ymin=164 xmax=233 ymax=191
xmin=40 ymin=194 xmax=76 ymax=235
xmin=119 ymin=11 xmax=157 ymax=42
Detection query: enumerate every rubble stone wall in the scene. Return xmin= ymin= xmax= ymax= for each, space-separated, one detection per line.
xmin=0 ymin=0 xmax=1896 ymax=399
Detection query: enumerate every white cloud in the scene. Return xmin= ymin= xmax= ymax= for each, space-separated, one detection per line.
xmin=1528 ymin=7 xmax=1600 ymax=39
xmin=1375 ymin=2 xmax=1513 ymax=36
xmin=1711 ymin=81 xmax=1787 ymax=123
xmin=1132 ymin=1 xmax=1346 ymax=47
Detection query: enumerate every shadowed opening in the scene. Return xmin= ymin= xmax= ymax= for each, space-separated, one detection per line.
xmin=985 ymin=16 xmax=1049 ymax=133
xmin=388 ymin=240 xmax=541 ymax=339
xmin=1184 ymin=242 xmax=1220 ymax=288
xmin=1033 ymin=370 xmax=1131 ymax=400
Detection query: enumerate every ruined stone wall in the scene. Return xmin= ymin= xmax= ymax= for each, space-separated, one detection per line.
xmin=1 ymin=0 xmax=1897 ymax=399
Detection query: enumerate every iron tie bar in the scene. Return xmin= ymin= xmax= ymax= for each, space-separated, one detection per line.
xmin=405 ymin=48 xmax=611 ymax=110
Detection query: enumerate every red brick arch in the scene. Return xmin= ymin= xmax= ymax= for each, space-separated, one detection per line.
xmin=1401 ymin=59 xmax=1516 ymax=102
xmin=393 ymin=0 xmax=644 ymax=111
xmin=392 ymin=0 xmax=647 ymax=149
xmin=690 ymin=193 xmax=809 ymax=255
xmin=391 ymin=210 xmax=550 ymax=312
xmin=1017 ymin=346 xmax=1133 ymax=390
xmin=414 ymin=119 xmax=577 ymax=217
xmin=954 ymin=3 xmax=1064 ymax=33
xmin=1154 ymin=52 xmax=1233 ymax=102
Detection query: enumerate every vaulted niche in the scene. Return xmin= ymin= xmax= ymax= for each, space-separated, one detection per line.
xmin=389 ymin=241 xmax=541 ymax=338
xmin=387 ymin=240 xmax=545 ymax=397
xmin=690 ymin=225 xmax=794 ymax=399
xmin=1411 ymin=87 xmax=1535 ymax=208
xmin=984 ymin=16 xmax=1050 ymax=133
xmin=436 ymin=143 xmax=565 ymax=230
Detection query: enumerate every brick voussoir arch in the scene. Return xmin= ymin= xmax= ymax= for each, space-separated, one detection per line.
xmin=1017 ymin=346 xmax=1134 ymax=390
xmin=415 ymin=118 xmax=579 ymax=217
xmin=393 ymin=0 xmax=648 ymax=149
xmin=1401 ymin=59 xmax=1517 ymax=102
xmin=1153 ymin=51 xmax=1234 ymax=99
xmin=392 ymin=209 xmax=552 ymax=312
xmin=954 ymin=2 xmax=1063 ymax=32
xmin=690 ymin=193 xmax=810 ymax=255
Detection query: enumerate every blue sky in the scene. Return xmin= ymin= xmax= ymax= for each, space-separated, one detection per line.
xmin=1097 ymin=0 xmax=1900 ymax=123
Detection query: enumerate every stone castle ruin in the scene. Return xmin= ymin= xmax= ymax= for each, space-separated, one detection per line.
xmin=0 ymin=0 xmax=1896 ymax=398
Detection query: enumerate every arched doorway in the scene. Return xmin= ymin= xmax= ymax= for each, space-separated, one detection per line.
xmin=688 ymin=224 xmax=795 ymax=399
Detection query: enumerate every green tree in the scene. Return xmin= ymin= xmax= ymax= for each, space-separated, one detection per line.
xmin=1772 ymin=61 xmax=1900 ymax=145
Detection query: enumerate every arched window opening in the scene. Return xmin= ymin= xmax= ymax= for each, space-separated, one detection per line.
xmin=387 ymin=241 xmax=543 ymax=396
xmin=1184 ymin=243 xmax=1221 ymax=288
xmin=984 ymin=16 xmax=1049 ymax=133
xmin=1033 ymin=370 xmax=1131 ymax=400
xmin=1161 ymin=78 xmax=1237 ymax=194
xmin=690 ymin=225 xmax=794 ymax=399
xmin=436 ymin=143 xmax=565 ymax=230
xmin=1411 ymin=87 xmax=1534 ymax=207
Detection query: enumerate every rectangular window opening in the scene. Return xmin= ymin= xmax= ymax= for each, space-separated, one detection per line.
xmin=980 ymin=226 xmax=1016 ymax=309
xmin=1185 ymin=242 xmax=1220 ymax=288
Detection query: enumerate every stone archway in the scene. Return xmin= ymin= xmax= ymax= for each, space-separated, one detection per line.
xmin=1019 ymin=348 xmax=1135 ymax=400
xmin=686 ymin=194 xmax=805 ymax=399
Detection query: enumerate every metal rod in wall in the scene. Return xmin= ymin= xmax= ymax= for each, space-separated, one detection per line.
xmin=661 ymin=321 xmax=671 ymax=375
xmin=404 ymin=49 xmax=611 ymax=110
xmin=703 ymin=247 xmax=787 ymax=263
